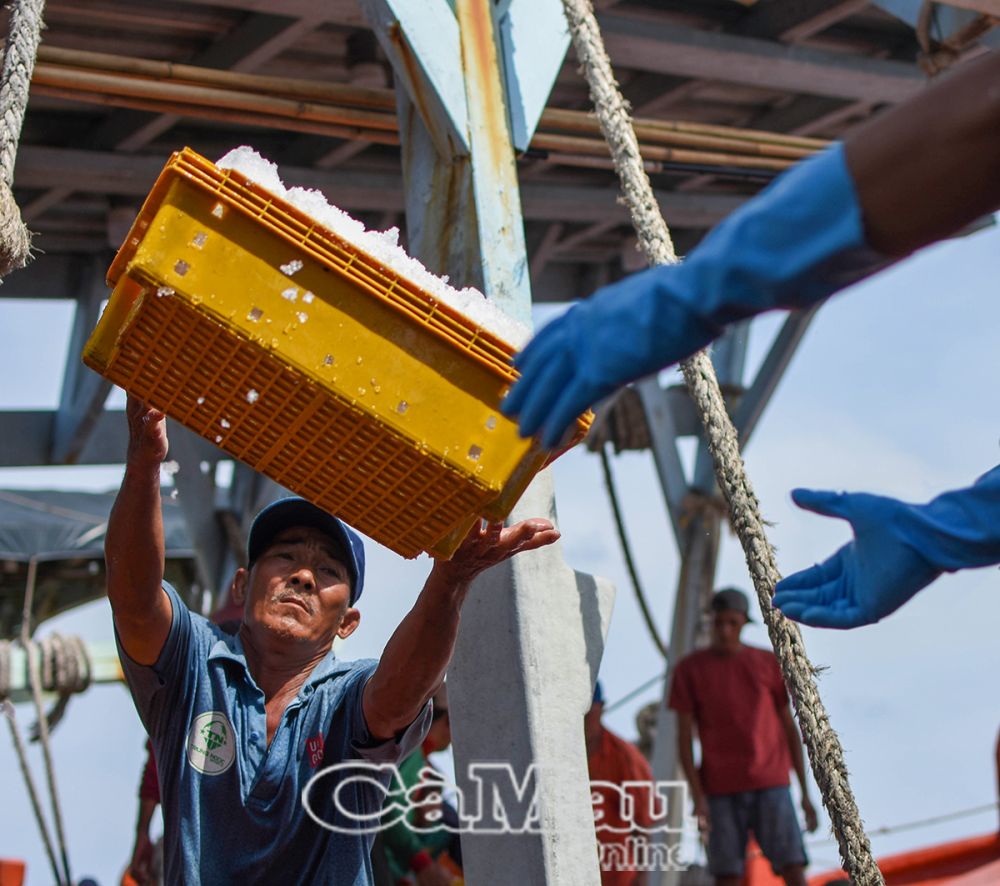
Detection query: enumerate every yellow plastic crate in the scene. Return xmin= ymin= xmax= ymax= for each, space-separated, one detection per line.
xmin=84 ymin=148 xmax=590 ymax=559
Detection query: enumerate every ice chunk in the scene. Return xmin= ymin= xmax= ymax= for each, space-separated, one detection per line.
xmin=220 ymin=418 xmax=231 ymax=429
xmin=161 ymin=460 xmax=180 ymax=477
xmin=156 ymin=286 xmax=175 ymax=298
xmin=196 ymin=396 xmax=206 ymax=405
xmin=216 ymin=146 xmax=531 ymax=349
xmin=281 ymin=288 xmax=298 ymax=302
xmin=280 ymin=259 xmax=303 ymax=276
xmin=246 ymin=389 xmax=259 ymax=404
xmin=217 ymin=146 xmax=285 ymax=197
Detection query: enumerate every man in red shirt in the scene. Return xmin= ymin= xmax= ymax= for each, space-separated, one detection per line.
xmin=586 ymin=681 xmax=656 ymax=886
xmin=668 ymin=589 xmax=817 ymax=886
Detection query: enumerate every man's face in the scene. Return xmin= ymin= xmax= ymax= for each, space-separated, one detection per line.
xmin=233 ymin=525 xmax=360 ymax=647
xmin=710 ymin=608 xmax=747 ymax=653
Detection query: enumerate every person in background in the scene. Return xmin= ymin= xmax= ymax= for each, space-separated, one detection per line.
xmin=380 ymin=685 xmax=461 ymax=886
xmin=502 ymin=50 xmax=1000 ymax=631
xmin=668 ymin=589 xmax=817 ymax=886
xmin=586 ymin=680 xmax=656 ymax=886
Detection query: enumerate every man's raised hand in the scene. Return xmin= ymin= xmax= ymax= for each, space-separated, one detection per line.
xmin=126 ymin=395 xmax=169 ymax=468
xmin=432 ymin=518 xmax=560 ymax=587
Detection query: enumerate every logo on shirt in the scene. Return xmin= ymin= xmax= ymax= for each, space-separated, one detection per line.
xmin=186 ymin=710 xmax=236 ymax=775
xmin=305 ymin=733 xmax=325 ymax=768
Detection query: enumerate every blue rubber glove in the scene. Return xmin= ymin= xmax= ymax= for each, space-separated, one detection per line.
xmin=503 ymin=142 xmax=889 ymax=448
xmin=773 ymin=465 xmax=1000 ymax=629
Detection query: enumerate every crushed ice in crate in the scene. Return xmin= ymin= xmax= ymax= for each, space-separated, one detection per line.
xmin=246 ymin=389 xmax=259 ymax=404
xmin=216 ymin=146 xmax=531 ymax=349
xmin=196 ymin=396 xmax=206 ymax=405
xmin=280 ymin=259 xmax=303 ymax=275
xmin=220 ymin=418 xmax=231 ymax=429
xmin=215 ymin=435 xmax=223 ymax=443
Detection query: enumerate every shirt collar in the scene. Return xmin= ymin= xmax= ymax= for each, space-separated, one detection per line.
xmin=207 ymin=630 xmax=354 ymax=689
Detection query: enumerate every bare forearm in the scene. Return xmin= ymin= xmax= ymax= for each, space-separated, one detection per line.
xmin=364 ymin=568 xmax=467 ymax=738
xmin=846 ymin=51 xmax=1000 ymax=256
xmin=108 ymin=398 xmax=172 ymax=664
xmin=135 ymin=797 xmax=158 ymax=835
xmin=107 ymin=465 xmax=165 ymax=617
xmin=676 ymin=724 xmax=704 ymax=802
xmin=786 ymin=723 xmax=810 ymax=796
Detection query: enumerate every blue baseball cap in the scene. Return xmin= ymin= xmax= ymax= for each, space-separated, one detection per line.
xmin=247 ymin=497 xmax=366 ymax=604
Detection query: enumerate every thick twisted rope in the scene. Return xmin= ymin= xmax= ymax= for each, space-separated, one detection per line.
xmin=0 ymin=630 xmax=89 ymax=886
xmin=11 ymin=557 xmax=74 ymax=886
xmin=0 ymin=634 xmax=91 ymax=698
xmin=0 ymin=0 xmax=44 ymax=275
xmin=558 ymin=2 xmax=882 ymax=882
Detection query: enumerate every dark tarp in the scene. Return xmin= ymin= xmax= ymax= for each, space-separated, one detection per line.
xmin=0 ymin=489 xmax=197 ymax=639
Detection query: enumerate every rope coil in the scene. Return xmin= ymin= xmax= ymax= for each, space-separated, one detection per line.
xmin=0 ymin=0 xmax=45 ymax=275
xmin=558 ymin=1 xmax=883 ymax=882
xmin=0 ymin=634 xmax=92 ymax=699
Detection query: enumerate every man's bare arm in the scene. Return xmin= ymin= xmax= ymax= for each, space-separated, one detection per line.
xmin=106 ymin=396 xmax=173 ymax=666
xmin=362 ymin=519 xmax=559 ymax=741
xmin=779 ymin=705 xmax=818 ymax=832
xmin=846 ymin=51 xmax=1000 ymax=256
xmin=676 ymin=711 xmax=709 ymax=832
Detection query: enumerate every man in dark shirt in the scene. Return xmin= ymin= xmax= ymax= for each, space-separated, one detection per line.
xmin=668 ymin=589 xmax=817 ymax=886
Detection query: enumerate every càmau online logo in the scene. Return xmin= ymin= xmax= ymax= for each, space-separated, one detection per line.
xmin=302 ymin=761 xmax=690 ymax=837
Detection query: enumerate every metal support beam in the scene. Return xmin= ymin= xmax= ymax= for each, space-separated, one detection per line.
xmin=735 ymin=308 xmax=818 ymax=445
xmin=0 ymin=411 xmax=128 ymax=467
xmin=635 ymin=377 xmax=687 ymax=543
xmin=50 ymin=255 xmax=115 ymax=464
xmin=11 ymin=147 xmax=749 ymax=229
xmin=736 ymin=0 xmax=871 ymax=43
xmin=597 ymin=11 xmax=926 ymax=103
xmin=359 ymin=0 xmax=470 ymax=157
xmin=21 ymin=12 xmax=326 ymax=223
xmin=498 ymin=0 xmax=572 ymax=151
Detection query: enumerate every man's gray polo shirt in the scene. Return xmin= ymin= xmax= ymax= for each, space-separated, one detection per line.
xmin=117 ymin=582 xmax=430 ymax=884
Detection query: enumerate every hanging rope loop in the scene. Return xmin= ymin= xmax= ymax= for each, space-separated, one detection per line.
xmin=0 ymin=0 xmax=45 ymax=275
xmin=558 ymin=1 xmax=883 ymax=882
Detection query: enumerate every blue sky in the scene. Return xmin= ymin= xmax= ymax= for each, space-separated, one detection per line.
xmin=1 ymin=221 xmax=998 ymax=883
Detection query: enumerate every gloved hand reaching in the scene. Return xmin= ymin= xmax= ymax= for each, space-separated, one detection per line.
xmin=773 ymin=465 xmax=1000 ymax=629
xmin=503 ymin=142 xmax=888 ymax=448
